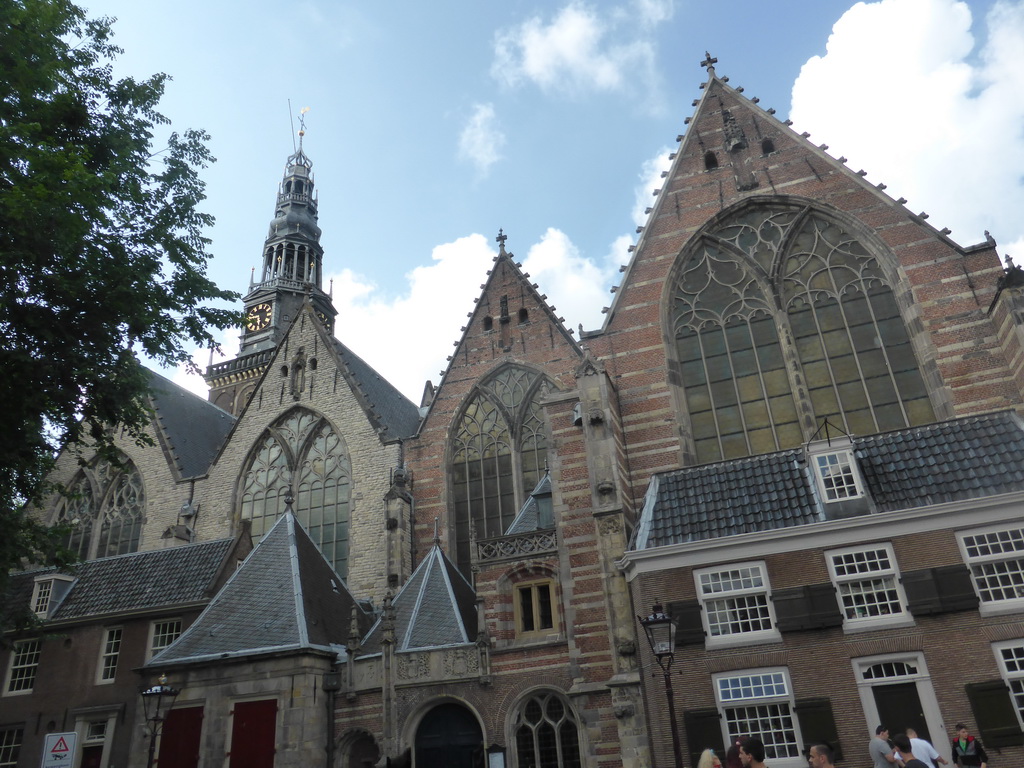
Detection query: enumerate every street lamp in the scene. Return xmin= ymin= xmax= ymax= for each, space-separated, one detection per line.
xmin=140 ymin=673 xmax=180 ymax=768
xmin=639 ymin=603 xmax=683 ymax=768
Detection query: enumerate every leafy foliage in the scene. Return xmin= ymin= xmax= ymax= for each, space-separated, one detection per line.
xmin=0 ymin=0 xmax=240 ymax=578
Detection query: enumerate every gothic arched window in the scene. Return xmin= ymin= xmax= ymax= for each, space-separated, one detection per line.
xmin=239 ymin=408 xmax=352 ymax=577
xmin=513 ymin=691 xmax=582 ymax=768
xmin=451 ymin=366 xmax=549 ymax=574
xmin=671 ymin=203 xmax=936 ymax=463
xmin=53 ymin=455 xmax=145 ymax=560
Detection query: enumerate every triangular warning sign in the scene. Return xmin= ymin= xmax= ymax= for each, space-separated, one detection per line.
xmin=51 ymin=737 xmax=70 ymax=753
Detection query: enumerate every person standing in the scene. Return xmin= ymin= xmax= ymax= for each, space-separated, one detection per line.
xmin=739 ymin=737 xmax=769 ymax=768
xmin=872 ymin=726 xmax=900 ymax=768
xmin=893 ymin=733 xmax=930 ymax=768
xmin=906 ymin=728 xmax=947 ymax=768
xmin=808 ymin=743 xmax=836 ymax=768
xmin=951 ymin=724 xmax=987 ymax=768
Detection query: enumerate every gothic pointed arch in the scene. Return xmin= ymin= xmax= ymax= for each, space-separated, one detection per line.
xmin=238 ymin=407 xmax=352 ymax=576
xmin=511 ymin=689 xmax=583 ymax=768
xmin=52 ymin=453 xmax=145 ymax=560
xmin=667 ymin=197 xmax=941 ymax=463
xmin=450 ymin=365 xmax=552 ymax=575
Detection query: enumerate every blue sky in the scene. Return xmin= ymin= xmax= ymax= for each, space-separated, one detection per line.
xmin=79 ymin=0 xmax=1024 ymax=401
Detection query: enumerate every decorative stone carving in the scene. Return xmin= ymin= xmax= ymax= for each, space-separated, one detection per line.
xmin=396 ymin=652 xmax=429 ymax=680
xmin=597 ymin=515 xmax=621 ymax=535
xmin=443 ymin=648 xmax=480 ymax=677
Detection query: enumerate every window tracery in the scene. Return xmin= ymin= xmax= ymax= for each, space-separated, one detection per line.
xmin=451 ymin=367 xmax=550 ymax=575
xmin=53 ymin=455 xmax=145 ymax=560
xmin=671 ymin=203 xmax=935 ymax=463
xmin=513 ymin=691 xmax=582 ymax=768
xmin=239 ymin=408 xmax=351 ymax=576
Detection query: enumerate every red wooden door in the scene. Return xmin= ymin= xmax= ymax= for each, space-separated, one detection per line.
xmin=158 ymin=706 xmax=204 ymax=768
xmin=229 ymin=700 xmax=277 ymax=768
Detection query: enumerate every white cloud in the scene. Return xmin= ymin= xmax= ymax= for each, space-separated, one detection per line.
xmin=790 ymin=0 xmax=1024 ymax=251
xmin=632 ymin=147 xmax=674 ymax=228
xmin=458 ymin=103 xmax=506 ymax=175
xmin=491 ymin=2 xmax=662 ymax=99
xmin=631 ymin=0 xmax=674 ymax=26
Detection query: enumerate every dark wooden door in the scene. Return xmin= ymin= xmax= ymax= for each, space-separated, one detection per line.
xmin=873 ymin=682 xmax=930 ymax=742
xmin=415 ymin=703 xmax=483 ymax=768
xmin=159 ymin=706 xmax=205 ymax=768
xmin=229 ymin=700 xmax=277 ymax=768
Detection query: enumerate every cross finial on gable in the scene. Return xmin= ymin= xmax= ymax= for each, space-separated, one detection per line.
xmin=701 ymin=51 xmax=718 ymax=76
xmin=496 ymin=228 xmax=508 ymax=255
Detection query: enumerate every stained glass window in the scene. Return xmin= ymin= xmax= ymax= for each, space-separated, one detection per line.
xmin=451 ymin=367 xmax=550 ymax=575
xmin=672 ymin=204 xmax=934 ymax=462
xmin=240 ymin=408 xmax=351 ymax=577
xmin=52 ymin=456 xmax=144 ymax=560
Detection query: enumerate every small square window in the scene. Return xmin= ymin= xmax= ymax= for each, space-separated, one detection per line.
xmin=515 ymin=582 xmax=556 ymax=637
xmin=695 ymin=562 xmax=780 ymax=647
xmin=826 ymin=544 xmax=911 ymax=629
xmin=98 ymin=628 xmax=122 ymax=683
xmin=5 ymin=640 xmax=41 ymax=695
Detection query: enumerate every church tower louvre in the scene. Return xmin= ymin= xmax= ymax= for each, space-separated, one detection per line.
xmin=205 ymin=137 xmax=338 ymax=415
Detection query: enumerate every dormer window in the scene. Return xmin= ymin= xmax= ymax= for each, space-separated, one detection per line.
xmin=30 ymin=575 xmax=73 ymax=618
xmin=814 ymin=451 xmax=862 ymax=501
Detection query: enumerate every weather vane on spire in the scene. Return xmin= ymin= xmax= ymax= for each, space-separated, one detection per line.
xmin=297 ymin=106 xmax=310 ymax=149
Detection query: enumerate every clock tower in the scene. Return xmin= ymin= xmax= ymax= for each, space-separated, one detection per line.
xmin=205 ymin=138 xmax=338 ymax=414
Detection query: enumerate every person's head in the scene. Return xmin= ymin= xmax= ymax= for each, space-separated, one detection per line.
xmin=740 ymin=737 xmax=766 ymax=766
xmin=876 ymin=725 xmax=889 ymax=740
xmin=892 ymin=733 xmax=912 ymax=755
xmin=808 ymin=743 xmax=834 ymax=768
xmin=955 ymin=723 xmax=970 ymax=740
xmin=905 ymin=728 xmax=918 ymax=739
xmin=698 ymin=749 xmax=723 ymax=768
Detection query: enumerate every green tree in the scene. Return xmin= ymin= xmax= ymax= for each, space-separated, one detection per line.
xmin=0 ymin=0 xmax=240 ymax=578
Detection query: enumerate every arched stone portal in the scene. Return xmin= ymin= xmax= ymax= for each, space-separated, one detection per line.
xmin=414 ymin=702 xmax=483 ymax=768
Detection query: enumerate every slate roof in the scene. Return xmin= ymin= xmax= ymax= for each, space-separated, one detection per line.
xmin=146 ymin=368 xmax=235 ymax=479
xmin=633 ymin=411 xmax=1024 ymax=550
xmin=0 ymin=538 xmax=239 ymax=627
xmin=331 ymin=338 xmax=421 ymax=440
xmin=361 ymin=543 xmax=477 ymax=655
xmin=506 ymin=473 xmax=553 ymax=535
xmin=149 ymin=513 xmax=370 ymax=667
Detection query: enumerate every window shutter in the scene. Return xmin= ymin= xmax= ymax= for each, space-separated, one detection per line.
xmin=774 ymin=585 xmax=842 ymax=631
xmin=794 ymin=697 xmax=843 ymax=761
xmin=668 ymin=600 xmax=705 ymax=645
xmin=965 ymin=680 xmax=1024 ymax=748
xmin=684 ymin=708 xmax=724 ymax=768
xmin=933 ymin=565 xmax=979 ymax=612
xmin=904 ymin=567 xmax=979 ymax=616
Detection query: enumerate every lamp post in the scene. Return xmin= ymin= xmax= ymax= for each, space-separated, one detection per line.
xmin=140 ymin=673 xmax=180 ymax=768
xmin=639 ymin=603 xmax=683 ymax=768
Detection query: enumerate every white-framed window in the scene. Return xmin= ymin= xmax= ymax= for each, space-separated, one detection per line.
xmin=149 ymin=619 xmax=182 ymax=658
xmin=958 ymin=525 xmax=1024 ymax=613
xmin=515 ymin=581 xmax=557 ymax=637
xmin=4 ymin=640 xmax=40 ymax=695
xmin=97 ymin=628 xmax=122 ymax=683
xmin=993 ymin=640 xmax=1024 ymax=729
xmin=813 ymin=450 xmax=863 ymax=501
xmin=0 ymin=727 xmax=22 ymax=768
xmin=695 ymin=562 xmax=780 ymax=646
xmin=713 ymin=668 xmax=803 ymax=767
xmin=826 ymin=543 xmax=911 ymax=628
xmin=31 ymin=580 xmax=52 ymax=617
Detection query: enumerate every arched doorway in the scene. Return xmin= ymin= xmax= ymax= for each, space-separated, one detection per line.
xmin=414 ymin=702 xmax=483 ymax=768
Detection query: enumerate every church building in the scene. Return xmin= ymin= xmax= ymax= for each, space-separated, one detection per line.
xmin=3 ymin=57 xmax=1024 ymax=768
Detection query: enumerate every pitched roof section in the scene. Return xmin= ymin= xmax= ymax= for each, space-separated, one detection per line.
xmin=505 ymin=473 xmax=553 ymax=535
xmin=633 ymin=411 xmax=1024 ymax=550
xmin=149 ymin=513 xmax=369 ymax=667
xmin=330 ymin=335 xmax=421 ymax=440
xmin=146 ymin=368 xmax=235 ymax=479
xmin=361 ymin=543 xmax=476 ymax=654
xmin=39 ymin=537 xmax=241 ymax=621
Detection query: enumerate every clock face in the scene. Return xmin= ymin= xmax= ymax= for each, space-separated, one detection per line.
xmin=315 ymin=310 xmax=332 ymax=329
xmin=246 ymin=302 xmax=272 ymax=332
